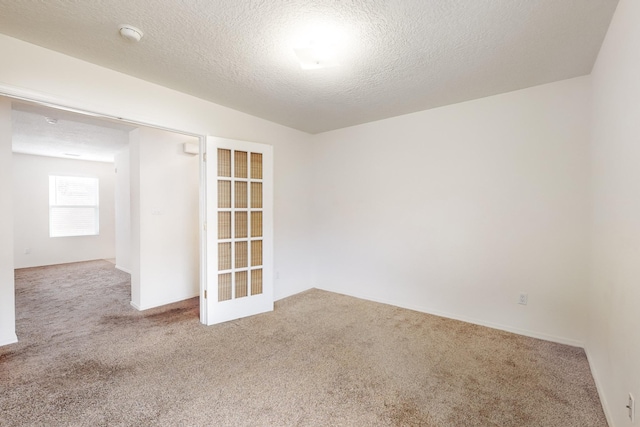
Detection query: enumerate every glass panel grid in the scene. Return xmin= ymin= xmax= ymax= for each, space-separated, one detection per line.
xmin=251 ymin=269 xmax=263 ymax=295
xmin=251 ymin=182 xmax=263 ymax=208
xmin=251 ymin=211 xmax=262 ymax=237
xmin=251 ymin=153 xmax=263 ymax=179
xmin=218 ymin=149 xmax=231 ymax=177
xmin=218 ymin=212 xmax=231 ymax=239
xmin=218 ymin=181 xmax=231 ymax=208
xmin=235 ymin=212 xmax=248 ymax=238
xmin=218 ymin=242 xmax=232 ymax=271
xmin=234 ymin=151 xmax=248 ymax=178
xmin=251 ymin=240 xmax=263 ymax=266
xmin=216 ymin=148 xmax=267 ymax=302
xmin=234 ymin=181 xmax=248 ymax=209
xmin=235 ymin=241 xmax=248 ymax=269
xmin=218 ymin=273 xmax=232 ymax=301
xmin=236 ymin=271 xmax=248 ymax=298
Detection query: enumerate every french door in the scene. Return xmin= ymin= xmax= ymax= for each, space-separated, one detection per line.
xmin=202 ymin=136 xmax=273 ymax=325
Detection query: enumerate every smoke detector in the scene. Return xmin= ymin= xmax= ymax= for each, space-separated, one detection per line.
xmin=119 ymin=25 xmax=143 ymax=42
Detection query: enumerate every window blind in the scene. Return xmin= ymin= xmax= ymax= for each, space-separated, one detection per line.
xmin=49 ymin=176 xmax=99 ymax=237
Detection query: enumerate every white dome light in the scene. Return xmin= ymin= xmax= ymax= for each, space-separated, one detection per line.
xmin=119 ymin=25 xmax=143 ymax=42
xmin=290 ymin=23 xmax=347 ymax=70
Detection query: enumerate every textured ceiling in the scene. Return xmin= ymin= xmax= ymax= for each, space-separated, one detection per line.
xmin=12 ymin=102 xmax=134 ymax=163
xmin=0 ymin=0 xmax=619 ymax=134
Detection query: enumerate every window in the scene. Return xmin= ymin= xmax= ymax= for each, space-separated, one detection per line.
xmin=49 ymin=175 xmax=99 ymax=237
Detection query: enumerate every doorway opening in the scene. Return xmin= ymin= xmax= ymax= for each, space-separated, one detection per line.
xmin=8 ymin=97 xmax=203 ymax=341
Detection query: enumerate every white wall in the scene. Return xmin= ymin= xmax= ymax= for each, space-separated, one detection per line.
xmin=129 ymin=132 xmax=141 ymax=308
xmin=130 ymin=128 xmax=200 ymax=310
xmin=588 ymin=0 xmax=640 ymax=425
xmin=114 ymin=148 xmax=131 ymax=273
xmin=12 ymin=153 xmax=116 ymax=268
xmin=0 ymin=34 xmax=314 ymax=342
xmin=312 ymin=77 xmax=591 ymax=346
xmin=0 ymin=98 xmax=16 ymax=346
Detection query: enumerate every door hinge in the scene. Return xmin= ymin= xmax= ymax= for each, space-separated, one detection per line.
xmin=203 ymin=222 xmax=207 ymax=231
xmin=203 ymin=152 xmax=207 ymax=162
xmin=204 ymin=290 xmax=207 ymax=299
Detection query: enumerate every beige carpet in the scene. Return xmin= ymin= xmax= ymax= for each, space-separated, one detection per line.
xmin=1 ymin=260 xmax=607 ymax=426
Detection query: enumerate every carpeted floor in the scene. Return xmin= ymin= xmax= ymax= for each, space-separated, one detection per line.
xmin=1 ymin=260 xmax=607 ymax=426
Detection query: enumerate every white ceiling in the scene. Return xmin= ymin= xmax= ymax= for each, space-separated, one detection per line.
xmin=0 ymin=0 xmax=619 ymax=134
xmin=12 ymin=102 xmax=134 ymax=163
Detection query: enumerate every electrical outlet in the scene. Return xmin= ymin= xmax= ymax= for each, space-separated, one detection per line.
xmin=24 ymin=248 xmax=31 ymax=255
xmin=518 ymin=293 xmax=528 ymax=305
xmin=628 ymin=393 xmax=635 ymax=422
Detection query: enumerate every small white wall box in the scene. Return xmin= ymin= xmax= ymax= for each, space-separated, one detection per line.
xmin=183 ymin=143 xmax=199 ymax=155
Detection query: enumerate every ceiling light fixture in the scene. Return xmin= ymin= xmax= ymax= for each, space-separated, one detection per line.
xmin=119 ymin=25 xmax=143 ymax=42
xmin=294 ymin=41 xmax=339 ymax=70
xmin=45 ymin=117 xmax=58 ymax=125
xmin=290 ymin=22 xmax=346 ymax=71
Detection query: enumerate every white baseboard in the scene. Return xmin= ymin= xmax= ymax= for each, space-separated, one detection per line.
xmin=274 ymin=286 xmax=314 ymax=302
xmin=584 ymin=346 xmax=614 ymax=427
xmin=130 ymin=292 xmax=200 ymax=311
xmin=0 ymin=333 xmax=18 ymax=347
xmin=15 ymin=258 xmax=117 ymax=270
xmin=115 ymin=265 xmax=131 ymax=274
xmin=314 ymin=285 xmax=584 ymax=348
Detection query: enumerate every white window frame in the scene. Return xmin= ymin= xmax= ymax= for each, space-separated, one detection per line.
xmin=48 ymin=175 xmax=100 ymax=238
